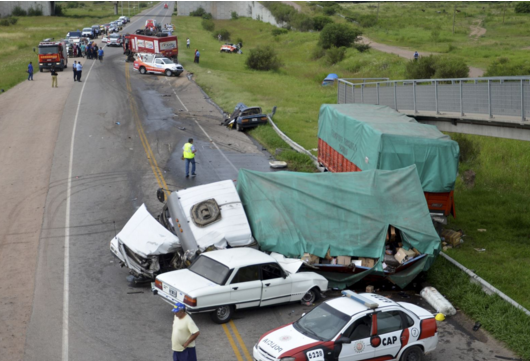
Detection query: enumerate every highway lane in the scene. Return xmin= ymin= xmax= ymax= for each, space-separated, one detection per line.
xmin=22 ymin=3 xmax=271 ymax=360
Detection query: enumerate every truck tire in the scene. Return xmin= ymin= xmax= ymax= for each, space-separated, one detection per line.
xmin=39 ymin=67 xmax=43 ymax=72
xmin=139 ymin=67 xmax=147 ymax=74
xmin=210 ymin=305 xmax=234 ymax=324
xmin=165 ymin=69 xmax=172 ymax=77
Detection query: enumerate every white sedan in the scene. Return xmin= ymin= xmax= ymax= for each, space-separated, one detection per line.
xmin=152 ymin=248 xmax=329 ymax=323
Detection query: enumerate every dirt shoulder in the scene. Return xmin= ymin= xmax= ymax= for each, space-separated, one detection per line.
xmin=360 ymin=36 xmax=485 ymax=78
xmin=0 ymin=57 xmax=89 ymax=360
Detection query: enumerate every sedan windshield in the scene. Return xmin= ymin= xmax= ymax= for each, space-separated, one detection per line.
xmin=189 ymin=255 xmax=230 ymax=285
xmin=83 ymin=28 xmax=92 ymax=32
xmin=293 ymin=303 xmax=351 ymax=341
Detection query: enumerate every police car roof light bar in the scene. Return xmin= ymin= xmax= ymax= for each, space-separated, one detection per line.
xmin=341 ymin=290 xmax=379 ymax=309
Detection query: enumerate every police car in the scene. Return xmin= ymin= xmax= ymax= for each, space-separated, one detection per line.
xmin=253 ymin=290 xmax=438 ymax=361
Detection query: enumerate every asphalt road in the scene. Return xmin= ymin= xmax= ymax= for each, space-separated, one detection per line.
xmin=5 ymin=2 xmax=516 ymax=361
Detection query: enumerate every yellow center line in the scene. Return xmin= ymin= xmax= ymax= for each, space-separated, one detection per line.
xmin=124 ymin=63 xmax=170 ymax=196
xmin=229 ymin=320 xmax=253 ymax=361
xmin=222 ymin=323 xmax=244 ymax=361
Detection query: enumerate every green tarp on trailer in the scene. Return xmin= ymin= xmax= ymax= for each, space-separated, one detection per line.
xmin=236 ymin=166 xmax=441 ymax=288
xmin=318 ymin=104 xmax=459 ymax=193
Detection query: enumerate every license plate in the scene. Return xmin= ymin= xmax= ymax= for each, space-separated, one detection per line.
xmin=306 ymin=349 xmax=324 ymax=361
xmin=252 ymin=118 xmax=258 ymax=122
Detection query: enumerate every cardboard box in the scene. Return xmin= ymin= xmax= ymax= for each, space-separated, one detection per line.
xmin=302 ymin=253 xmax=320 ymax=265
xmin=394 ymin=248 xmax=416 ymax=264
xmin=360 ymin=257 xmax=376 ymax=268
xmin=441 ymin=229 xmax=462 ymax=247
xmin=366 ymin=285 xmax=375 ymax=293
xmin=337 ymin=256 xmax=351 ymax=266
xmin=353 ymin=260 xmax=362 ymax=267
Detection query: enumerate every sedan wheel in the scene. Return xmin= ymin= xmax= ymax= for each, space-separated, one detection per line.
xmin=210 ymin=305 xmax=234 ymax=324
xmin=400 ymin=346 xmax=425 ymax=361
xmin=301 ymin=288 xmax=318 ymax=304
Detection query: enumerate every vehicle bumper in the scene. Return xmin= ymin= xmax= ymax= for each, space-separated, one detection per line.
xmin=173 ymin=69 xmax=183 ymax=76
xmin=151 ymin=285 xmax=217 ymax=313
xmin=253 ymin=344 xmax=277 ymax=361
xmin=39 ymin=62 xmax=62 ymax=69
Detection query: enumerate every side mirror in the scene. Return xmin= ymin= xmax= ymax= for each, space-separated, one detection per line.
xmin=156 ymin=188 xmax=166 ymax=203
xmin=336 ymin=336 xmax=351 ymax=344
xmin=301 ymin=313 xmax=306 ymax=317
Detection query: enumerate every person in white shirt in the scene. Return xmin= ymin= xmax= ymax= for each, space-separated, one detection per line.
xmin=171 ymin=302 xmax=200 ymax=361
xmin=76 ymin=62 xmax=83 ymax=82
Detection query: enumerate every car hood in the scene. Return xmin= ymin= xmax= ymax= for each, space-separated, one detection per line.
xmin=114 ymin=203 xmax=180 ymax=258
xmin=258 ymin=324 xmax=321 ymax=358
xmin=157 ymin=269 xmax=223 ymax=295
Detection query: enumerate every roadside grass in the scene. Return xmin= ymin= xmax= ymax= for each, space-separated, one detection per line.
xmin=0 ymin=1 xmax=151 ymax=92
xmin=176 ymin=16 xmax=405 ymax=155
xmin=176 ymin=13 xmax=530 ymax=358
xmin=428 ymin=256 xmax=530 ymax=360
xmin=338 ymin=1 xmax=530 ymax=70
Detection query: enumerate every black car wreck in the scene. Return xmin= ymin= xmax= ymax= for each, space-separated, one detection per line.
xmin=222 ymin=103 xmax=268 ymax=131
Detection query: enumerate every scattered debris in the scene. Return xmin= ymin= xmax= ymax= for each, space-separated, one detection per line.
xmin=473 ymin=321 xmax=482 ymax=331
xmin=127 ymin=291 xmax=144 ymax=294
xmin=477 ymin=229 xmax=487 ymax=232
xmin=421 ymin=286 xmax=457 ymax=316
xmin=115 ymin=122 xmax=120 ymax=125
xmin=269 ymin=161 xmax=287 ymax=169
xmin=178 ymin=127 xmax=185 ymax=130
xmin=474 ymin=248 xmax=486 ymax=252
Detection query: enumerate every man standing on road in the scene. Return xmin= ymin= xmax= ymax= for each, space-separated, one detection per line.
xmin=98 ymin=47 xmax=104 ymax=63
xmin=80 ymin=43 xmax=86 ymax=58
xmin=182 ymin=138 xmax=197 ymax=178
xmin=27 ymin=62 xmax=33 ymax=81
xmin=51 ymin=66 xmax=58 ymax=88
xmin=171 ymin=302 xmax=199 ymax=361
xmin=72 ymin=61 xmax=77 ymax=81
xmin=186 ymin=38 xmax=190 ymax=48
xmin=76 ymin=61 xmax=83 ymax=82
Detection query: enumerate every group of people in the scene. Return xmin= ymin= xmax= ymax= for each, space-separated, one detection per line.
xmin=85 ymin=42 xmax=103 ymax=60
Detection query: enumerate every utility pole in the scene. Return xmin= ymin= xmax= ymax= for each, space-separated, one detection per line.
xmin=452 ymin=3 xmax=456 ymax=34
xmin=114 ymin=1 xmax=118 ymax=15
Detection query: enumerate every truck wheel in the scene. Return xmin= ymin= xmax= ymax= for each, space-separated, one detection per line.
xmin=301 ymin=288 xmax=319 ymax=304
xmin=39 ymin=68 xmax=43 ymax=72
xmin=139 ymin=67 xmax=147 ymax=74
xmin=165 ymin=69 xmax=172 ymax=77
xmin=400 ymin=346 xmax=425 ymax=361
xmin=210 ymin=305 xmax=234 ymax=324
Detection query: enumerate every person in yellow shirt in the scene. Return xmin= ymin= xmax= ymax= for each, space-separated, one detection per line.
xmin=172 ymin=302 xmax=200 ymax=361
xmin=182 ymin=138 xmax=197 ymax=178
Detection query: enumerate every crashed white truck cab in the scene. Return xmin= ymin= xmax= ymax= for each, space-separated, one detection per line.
xmin=110 ymin=180 xmax=255 ymax=284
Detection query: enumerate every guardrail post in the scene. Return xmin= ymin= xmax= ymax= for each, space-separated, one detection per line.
xmin=352 ymin=83 xmax=355 ymax=104
xmin=361 ymin=84 xmax=364 ymax=103
xmin=460 ymin=80 xmax=464 ymax=116
xmin=376 ymin=83 xmax=380 ymax=105
xmin=413 ymin=81 xmax=417 ymax=114
xmin=394 ymin=82 xmax=398 ymax=110
xmin=488 ymin=80 xmax=492 ymax=118
xmin=435 ymin=80 xmax=439 ymax=114
xmin=522 ymin=79 xmax=526 ymax=121
xmin=338 ymin=80 xmax=341 ymax=104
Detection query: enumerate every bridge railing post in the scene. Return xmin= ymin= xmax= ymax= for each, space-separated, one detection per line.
xmin=413 ymin=81 xmax=417 ymax=114
xmin=376 ymin=83 xmax=380 ymax=105
xmin=460 ymin=80 xmax=464 ymax=116
xmin=488 ymin=80 xmax=492 ymax=119
xmin=394 ymin=82 xmax=398 ymax=110
xmin=361 ymin=84 xmax=364 ymax=103
xmin=352 ymin=83 xmax=355 ymax=103
xmin=521 ymin=79 xmax=526 ymax=121
xmin=435 ymin=80 xmax=439 ymax=114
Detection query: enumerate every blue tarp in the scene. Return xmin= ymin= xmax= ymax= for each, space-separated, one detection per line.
xmin=322 ymin=73 xmax=339 ymax=86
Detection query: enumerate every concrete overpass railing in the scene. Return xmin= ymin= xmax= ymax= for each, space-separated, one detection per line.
xmin=338 ymin=76 xmax=530 ymax=123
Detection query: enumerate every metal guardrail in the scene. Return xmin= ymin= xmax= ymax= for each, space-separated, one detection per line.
xmin=338 ymin=77 xmax=530 ymax=122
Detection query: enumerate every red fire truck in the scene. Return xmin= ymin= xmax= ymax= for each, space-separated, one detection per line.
xmin=38 ymin=39 xmax=68 ymax=72
xmin=123 ymin=33 xmax=178 ymax=61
